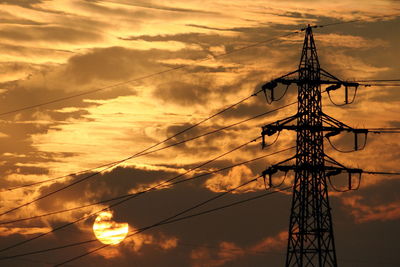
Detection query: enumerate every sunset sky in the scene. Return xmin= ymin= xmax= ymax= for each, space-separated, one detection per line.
xmin=0 ymin=0 xmax=399 ymax=266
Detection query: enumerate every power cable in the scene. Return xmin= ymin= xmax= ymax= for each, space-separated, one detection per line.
xmin=0 ymin=147 xmax=295 ymax=225
xmin=55 ymin=183 xmax=290 ymax=266
xmin=361 ymin=83 xmax=400 ymax=87
xmin=325 ymin=134 xmax=367 ymax=153
xmin=354 ymin=79 xmax=400 ymax=82
xmin=0 ymin=32 xmax=300 ymax=118
xmin=1 ymin=15 xmax=396 ymax=118
xmin=326 ymin=128 xmax=400 ymax=153
xmin=0 ymin=182 xmax=290 ymax=262
xmin=0 ymin=137 xmax=261 ymax=253
xmin=0 ymin=87 xmax=275 ymax=215
xmin=328 ymin=173 xmax=362 ymax=193
xmin=363 ymin=171 xmax=400 ymax=175
xmin=264 ymin=84 xmax=291 ymax=104
xmin=328 ymin=170 xmax=400 ymax=192
xmin=1 ymin=101 xmax=296 ymax=193
xmin=326 ymin=86 xmax=358 ymax=106
xmin=315 ymin=15 xmax=399 ymax=28
xmin=367 ymin=127 xmax=400 ymax=131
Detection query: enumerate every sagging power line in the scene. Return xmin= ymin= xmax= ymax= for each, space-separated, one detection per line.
xmin=0 ymin=147 xmax=296 ymax=226
xmin=0 ymin=136 xmax=265 ymax=253
xmin=1 ymin=101 xmax=296 ymax=193
xmin=1 ymin=15 xmax=393 ymax=265
xmin=53 ymin=19 xmax=400 ymax=266
xmin=0 ymin=178 xmax=290 ymax=262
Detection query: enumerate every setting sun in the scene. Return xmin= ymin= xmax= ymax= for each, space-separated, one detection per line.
xmin=93 ymin=211 xmax=129 ymax=245
xmin=0 ymin=1 xmax=399 ymax=266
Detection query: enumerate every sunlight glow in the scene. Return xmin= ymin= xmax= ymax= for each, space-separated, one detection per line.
xmin=93 ymin=211 xmax=129 ymax=245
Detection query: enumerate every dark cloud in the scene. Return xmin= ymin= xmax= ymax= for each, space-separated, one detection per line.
xmin=65 ymin=47 xmax=161 ymax=84
xmin=120 ymin=32 xmax=230 ymax=45
xmin=30 ymin=163 xmax=291 ymax=266
xmin=153 ymin=80 xmax=213 ymax=106
xmin=1 ymin=152 xmax=399 ymax=267
xmin=35 ymin=165 xmax=180 ymax=212
xmin=0 ymin=15 xmax=45 ymax=26
xmin=106 ymin=0 xmax=219 ymax=15
xmin=185 ymin=24 xmax=237 ymax=32
xmin=0 ymin=25 xmax=102 ymax=43
xmin=389 ymin=120 xmax=400 ymax=128
xmin=0 ymin=2 xmax=399 ymax=266
xmin=0 ymin=0 xmax=41 ymax=8
xmin=368 ymin=87 xmax=400 ymax=102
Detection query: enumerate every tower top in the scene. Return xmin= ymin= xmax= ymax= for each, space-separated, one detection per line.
xmin=299 ymin=24 xmax=320 ymax=71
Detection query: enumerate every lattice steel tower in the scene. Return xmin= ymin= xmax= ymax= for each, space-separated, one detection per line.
xmin=258 ymin=24 xmax=367 ymax=266
xmin=285 ymin=26 xmax=337 ymax=267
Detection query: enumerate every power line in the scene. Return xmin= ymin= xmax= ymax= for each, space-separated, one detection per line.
xmin=6 ymin=159 xmax=398 ymax=227
xmin=368 ymin=127 xmax=400 ymax=131
xmin=0 ymin=101 xmax=296 ymax=193
xmin=6 ymin=83 xmax=396 ymax=194
xmin=5 ymin=257 xmax=77 ymax=267
xmin=364 ymin=171 xmax=400 ymax=175
xmin=0 ymin=181 xmax=290 ymax=262
xmin=4 ymin=93 xmax=395 ymax=210
xmin=2 ymin=15 xmax=397 ymax=202
xmin=0 ymin=32 xmax=300 ymax=118
xmin=369 ymin=130 xmax=400 ymax=134
xmin=0 ymin=137 xmax=260 ymax=253
xmin=0 ymin=86 xmax=275 ymax=215
xmin=55 ymin=183 xmax=290 ymax=267
xmin=0 ymin=146 xmax=295 ymax=225
xmin=362 ymin=83 xmax=400 ymax=87
xmin=354 ymin=79 xmax=400 ymax=82
xmin=0 ymin=15 xmax=395 ymax=118
xmin=315 ymin=15 xmax=399 ymax=28
xmin=2 ymin=15 xmax=396 ymax=261
xmin=325 ymin=127 xmax=400 ymax=152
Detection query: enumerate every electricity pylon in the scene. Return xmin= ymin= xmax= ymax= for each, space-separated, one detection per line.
xmin=260 ymin=25 xmax=366 ymax=266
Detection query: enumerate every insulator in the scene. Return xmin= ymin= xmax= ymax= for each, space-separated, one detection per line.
xmin=262 ymin=167 xmax=278 ymax=187
xmin=353 ymin=130 xmax=367 ymax=151
xmin=326 ymin=169 xmax=342 ymax=177
xmin=262 ymin=80 xmax=278 ymax=90
xmin=354 ymin=131 xmax=358 ymax=150
xmin=347 ymin=168 xmax=362 ymax=174
xmin=262 ymin=126 xmax=277 ymax=136
xmin=261 ymin=134 xmax=265 ymax=148
xmin=280 ymin=79 xmax=292 ymax=85
xmin=343 ymin=82 xmax=359 ymax=88
xmin=348 ymin=172 xmax=352 ymax=190
xmin=325 ymin=130 xmax=341 ymax=139
xmin=262 ymin=80 xmax=278 ymax=101
xmin=326 ymin=83 xmax=341 ymax=92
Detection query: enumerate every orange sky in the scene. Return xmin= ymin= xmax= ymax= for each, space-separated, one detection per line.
xmin=0 ymin=0 xmax=399 ymax=266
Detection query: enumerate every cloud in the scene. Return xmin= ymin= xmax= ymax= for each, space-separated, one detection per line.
xmin=0 ymin=225 xmax=51 ymax=236
xmin=0 ymin=0 xmax=42 ymax=8
xmin=205 ymin=165 xmax=263 ymax=193
xmin=0 ymin=1 xmax=399 ymax=266
xmin=342 ymin=195 xmax=400 ymax=223
xmin=338 ymin=179 xmax=400 ymax=223
xmin=0 ymin=25 xmax=102 ymax=44
xmin=104 ymin=0 xmax=219 ymax=15
xmin=189 ymin=231 xmax=287 ymax=267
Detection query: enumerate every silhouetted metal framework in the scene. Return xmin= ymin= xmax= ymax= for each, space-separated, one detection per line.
xmin=286 ymin=25 xmax=337 ymax=267
xmin=260 ymin=25 xmax=365 ymax=267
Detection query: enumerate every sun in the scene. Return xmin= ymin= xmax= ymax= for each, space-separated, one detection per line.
xmin=93 ymin=211 xmax=129 ymax=245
